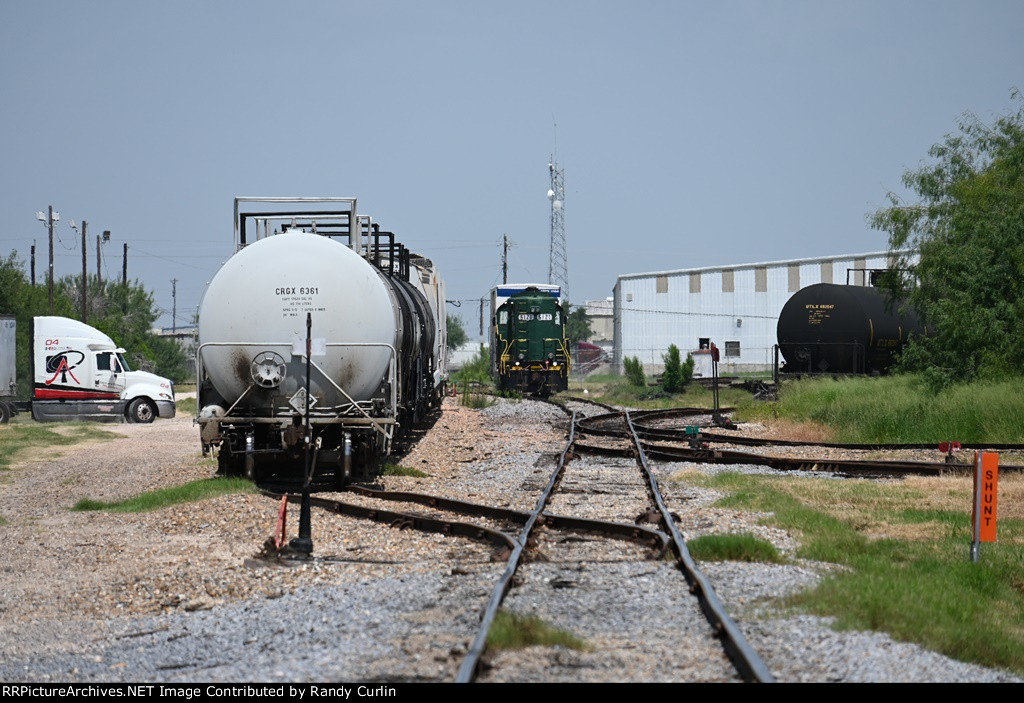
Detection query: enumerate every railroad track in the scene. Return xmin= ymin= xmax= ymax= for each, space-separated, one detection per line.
xmin=265 ymin=404 xmax=772 ymax=681
xmin=456 ymin=411 xmax=774 ymax=683
xmin=574 ymin=407 xmax=1024 ymax=477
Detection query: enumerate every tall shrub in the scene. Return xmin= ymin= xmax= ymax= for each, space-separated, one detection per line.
xmin=623 ymin=356 xmax=646 ymax=387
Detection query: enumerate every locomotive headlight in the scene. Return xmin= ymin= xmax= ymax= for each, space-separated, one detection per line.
xmin=547 ymin=353 xmax=554 ymax=360
xmin=518 ymin=353 xmax=525 ymax=360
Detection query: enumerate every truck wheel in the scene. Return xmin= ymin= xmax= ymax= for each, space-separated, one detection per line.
xmin=127 ymin=398 xmax=157 ymax=424
xmin=0 ymin=402 xmax=10 ymax=424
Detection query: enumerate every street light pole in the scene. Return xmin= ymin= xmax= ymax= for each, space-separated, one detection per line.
xmin=36 ymin=207 xmax=59 ymax=314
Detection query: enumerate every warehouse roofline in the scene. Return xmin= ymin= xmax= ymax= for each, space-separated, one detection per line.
xmin=615 ymin=249 xmax=916 ymax=282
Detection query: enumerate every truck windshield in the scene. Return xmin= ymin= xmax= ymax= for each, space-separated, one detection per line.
xmin=117 ymin=353 xmax=132 ymax=372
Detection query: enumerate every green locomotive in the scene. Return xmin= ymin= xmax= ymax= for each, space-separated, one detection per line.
xmin=493 ymin=287 xmax=570 ymax=396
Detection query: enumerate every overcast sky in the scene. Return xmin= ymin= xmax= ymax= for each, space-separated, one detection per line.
xmin=2 ymin=1 xmax=1021 ymax=336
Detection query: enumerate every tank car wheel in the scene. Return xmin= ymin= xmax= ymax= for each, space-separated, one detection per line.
xmin=127 ymin=398 xmax=157 ymax=424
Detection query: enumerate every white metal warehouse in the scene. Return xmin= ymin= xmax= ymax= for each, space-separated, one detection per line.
xmin=612 ymin=250 xmax=908 ymax=374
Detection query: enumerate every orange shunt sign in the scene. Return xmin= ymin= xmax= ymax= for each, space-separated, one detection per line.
xmin=972 ymin=452 xmax=999 ymax=543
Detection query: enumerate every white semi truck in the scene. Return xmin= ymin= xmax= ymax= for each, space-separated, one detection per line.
xmin=0 ymin=315 xmax=175 ymax=424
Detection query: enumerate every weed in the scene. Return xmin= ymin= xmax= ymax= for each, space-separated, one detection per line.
xmin=380 ymin=463 xmax=429 ymax=478
xmin=687 ymin=533 xmax=784 ymax=563
xmin=486 ymin=610 xmax=589 ymax=651
xmin=73 ymin=477 xmax=256 ymax=513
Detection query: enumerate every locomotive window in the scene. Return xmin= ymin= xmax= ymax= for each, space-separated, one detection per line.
xmin=555 ymin=311 xmax=560 ymax=325
xmin=499 ymin=310 xmax=508 ymax=324
xmin=537 ymin=313 xmax=553 ymax=321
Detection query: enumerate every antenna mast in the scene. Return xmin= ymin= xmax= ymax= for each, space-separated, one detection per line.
xmin=547 ymin=156 xmax=567 ymax=303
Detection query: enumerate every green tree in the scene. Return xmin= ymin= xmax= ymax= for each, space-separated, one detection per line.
xmin=623 ymin=356 xmax=645 ymax=387
xmin=564 ymin=303 xmax=592 ymax=344
xmin=871 ymin=94 xmax=1024 ymax=386
xmin=661 ymin=344 xmax=694 ymax=393
xmin=447 ymin=314 xmax=468 ymax=349
xmin=56 ymin=274 xmax=192 ymax=381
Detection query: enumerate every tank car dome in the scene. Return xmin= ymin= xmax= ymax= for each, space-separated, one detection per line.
xmin=198 ymin=231 xmax=396 ymax=407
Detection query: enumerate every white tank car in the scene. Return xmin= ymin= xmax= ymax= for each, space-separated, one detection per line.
xmin=409 ymin=255 xmax=448 ymax=396
xmin=196 ymin=198 xmax=445 ymax=486
xmin=198 ymin=231 xmax=396 ymax=407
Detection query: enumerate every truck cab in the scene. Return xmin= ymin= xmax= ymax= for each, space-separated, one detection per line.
xmin=31 ymin=316 xmax=175 ymax=423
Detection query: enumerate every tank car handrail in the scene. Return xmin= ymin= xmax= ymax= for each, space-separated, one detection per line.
xmin=312 ymin=342 xmax=399 ymax=439
xmin=234 ymin=196 xmax=359 ymax=250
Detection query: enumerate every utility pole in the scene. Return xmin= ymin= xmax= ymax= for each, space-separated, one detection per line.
xmin=171 ymin=278 xmax=178 ymax=334
xmin=30 ymin=243 xmax=36 ymax=286
xmin=479 ymin=298 xmax=485 ymax=337
xmin=96 ymin=235 xmax=102 ymax=290
xmin=80 ymin=221 xmax=87 ymax=322
xmin=122 ymin=243 xmax=128 ymax=285
xmin=502 ymin=234 xmax=509 ymax=285
xmin=48 ymin=206 xmax=55 ymax=314
xmin=36 ymin=207 xmax=59 ymax=314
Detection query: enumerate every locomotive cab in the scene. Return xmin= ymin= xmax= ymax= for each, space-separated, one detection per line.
xmin=494 ymin=287 xmax=570 ymax=396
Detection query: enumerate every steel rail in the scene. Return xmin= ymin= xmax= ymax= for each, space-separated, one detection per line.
xmin=684 ymin=430 xmax=1024 ymax=453
xmin=455 ymin=411 xmax=579 ymax=683
xmin=266 ymin=491 xmax=518 ymax=553
xmin=575 ymin=439 xmax=1024 ymax=477
xmin=577 ymin=407 xmax=737 ymax=437
xmin=345 ymin=485 xmax=669 ymax=551
xmin=623 ymin=411 xmax=776 ymax=683
xmin=614 ymin=409 xmax=1024 ymax=453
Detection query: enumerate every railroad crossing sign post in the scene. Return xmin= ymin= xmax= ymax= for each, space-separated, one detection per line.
xmin=970 ymin=451 xmax=999 ymax=563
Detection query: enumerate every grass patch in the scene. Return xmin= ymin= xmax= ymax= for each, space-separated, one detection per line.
xmin=670 ymin=469 xmax=1024 ymax=674
xmin=380 ymin=463 xmax=429 ymax=478
xmin=0 ymin=423 xmax=121 ymax=470
xmin=72 ymin=477 xmax=256 ymax=513
xmin=740 ymin=375 xmax=1024 ymax=443
xmin=687 ymin=533 xmax=784 ymax=563
xmin=176 ymin=396 xmax=197 ymax=415
xmin=486 ymin=610 xmax=589 ymax=651
xmin=460 ymin=385 xmax=494 ymax=409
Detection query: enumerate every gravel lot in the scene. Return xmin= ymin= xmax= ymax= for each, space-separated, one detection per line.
xmin=0 ymin=397 xmax=1019 ymax=683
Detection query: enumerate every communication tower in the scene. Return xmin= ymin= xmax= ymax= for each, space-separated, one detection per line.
xmin=547 ymin=158 xmax=567 ymax=302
